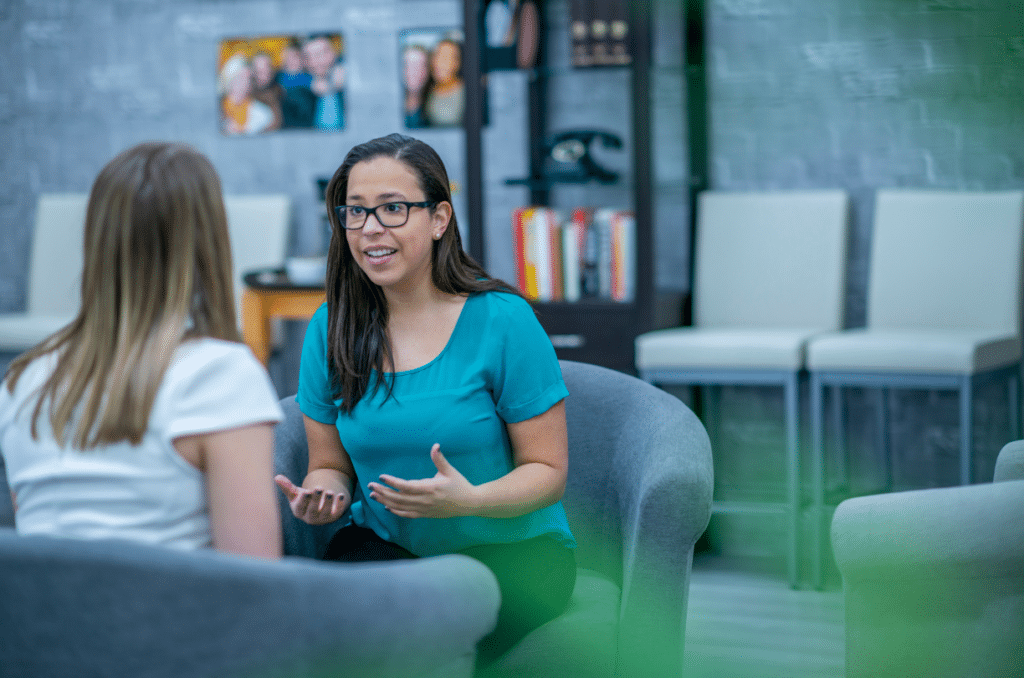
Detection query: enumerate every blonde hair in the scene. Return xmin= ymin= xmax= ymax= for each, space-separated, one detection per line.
xmin=5 ymin=142 xmax=240 ymax=448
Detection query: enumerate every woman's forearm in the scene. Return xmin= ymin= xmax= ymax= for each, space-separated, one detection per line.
xmin=468 ymin=461 xmax=566 ymax=518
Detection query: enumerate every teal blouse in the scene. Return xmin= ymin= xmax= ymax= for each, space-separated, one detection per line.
xmin=297 ymin=291 xmax=576 ymax=556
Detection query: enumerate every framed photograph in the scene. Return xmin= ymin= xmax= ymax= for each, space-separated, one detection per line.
xmin=484 ymin=0 xmax=540 ymax=70
xmin=399 ymin=28 xmax=465 ymax=129
xmin=218 ymin=32 xmax=345 ymax=135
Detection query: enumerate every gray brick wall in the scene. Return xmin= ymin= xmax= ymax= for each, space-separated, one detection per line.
xmin=702 ymin=0 xmax=1024 ymax=567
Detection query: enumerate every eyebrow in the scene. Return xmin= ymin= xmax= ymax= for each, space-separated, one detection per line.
xmin=345 ymin=191 xmax=407 ymax=204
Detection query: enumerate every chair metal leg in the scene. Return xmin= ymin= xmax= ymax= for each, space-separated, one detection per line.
xmin=829 ymin=385 xmax=846 ymax=497
xmin=809 ymin=372 xmax=825 ymax=590
xmin=784 ymin=372 xmax=800 ymax=589
xmin=1009 ymin=367 xmax=1021 ymax=441
xmin=875 ymin=388 xmax=891 ymax=491
xmin=960 ymin=376 xmax=973 ymax=485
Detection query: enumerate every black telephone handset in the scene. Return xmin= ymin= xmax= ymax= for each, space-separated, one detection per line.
xmin=543 ymin=129 xmax=623 ymax=184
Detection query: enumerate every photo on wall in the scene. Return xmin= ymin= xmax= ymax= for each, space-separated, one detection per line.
xmin=484 ymin=0 xmax=540 ymax=70
xmin=218 ymin=32 xmax=345 ymax=135
xmin=400 ymin=28 xmax=465 ymax=129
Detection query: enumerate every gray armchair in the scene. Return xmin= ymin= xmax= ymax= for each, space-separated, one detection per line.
xmin=831 ymin=440 xmax=1024 ymax=678
xmin=276 ymin=358 xmax=716 ymax=675
xmin=0 ymin=533 xmax=498 ymax=678
xmin=1 ymin=418 xmax=499 ymax=678
xmin=276 ymin=359 xmax=714 ymax=678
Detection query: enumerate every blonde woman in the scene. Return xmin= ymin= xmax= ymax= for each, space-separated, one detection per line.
xmin=0 ymin=142 xmax=283 ymax=559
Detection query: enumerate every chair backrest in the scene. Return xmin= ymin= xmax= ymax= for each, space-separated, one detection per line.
xmin=868 ymin=190 xmax=1024 ymax=333
xmin=224 ymin=195 xmax=292 ymax=324
xmin=28 ymin=194 xmax=89 ymax=316
xmin=694 ymin=190 xmax=850 ymax=329
xmin=24 ymin=193 xmax=290 ymax=328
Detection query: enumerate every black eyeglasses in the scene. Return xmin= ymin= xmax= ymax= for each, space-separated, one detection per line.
xmin=334 ymin=201 xmax=437 ymax=230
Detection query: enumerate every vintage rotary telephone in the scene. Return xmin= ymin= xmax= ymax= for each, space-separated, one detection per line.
xmin=508 ymin=129 xmax=624 ymax=186
xmin=541 ymin=129 xmax=623 ymax=184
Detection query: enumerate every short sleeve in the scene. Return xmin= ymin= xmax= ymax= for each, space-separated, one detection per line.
xmin=296 ymin=304 xmax=339 ymax=424
xmin=491 ymin=294 xmax=569 ymax=423
xmin=164 ymin=342 xmax=284 ymax=440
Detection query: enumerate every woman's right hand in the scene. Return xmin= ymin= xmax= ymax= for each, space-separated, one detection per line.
xmin=274 ymin=474 xmax=350 ymax=525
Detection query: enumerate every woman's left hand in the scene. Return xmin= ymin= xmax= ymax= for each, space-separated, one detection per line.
xmin=369 ymin=444 xmax=479 ymax=518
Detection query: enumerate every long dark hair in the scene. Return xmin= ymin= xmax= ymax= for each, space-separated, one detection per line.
xmin=324 ymin=133 xmax=518 ymax=413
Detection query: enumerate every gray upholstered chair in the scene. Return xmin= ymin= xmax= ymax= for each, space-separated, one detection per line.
xmin=831 ymin=440 xmax=1024 ymax=678
xmin=1 ymin=409 xmax=498 ymax=678
xmin=0 ymin=531 xmax=498 ymax=678
xmin=275 ymin=359 xmax=714 ymax=678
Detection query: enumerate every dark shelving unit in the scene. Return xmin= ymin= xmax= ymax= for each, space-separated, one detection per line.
xmin=465 ymin=0 xmax=703 ymax=374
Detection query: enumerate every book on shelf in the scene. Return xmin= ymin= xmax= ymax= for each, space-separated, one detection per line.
xmin=511 ymin=206 xmax=635 ymax=303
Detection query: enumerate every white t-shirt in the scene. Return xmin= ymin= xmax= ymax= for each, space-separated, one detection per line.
xmin=0 ymin=338 xmax=283 ymax=550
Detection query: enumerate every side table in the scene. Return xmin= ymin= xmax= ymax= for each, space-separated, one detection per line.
xmin=241 ymin=268 xmax=325 ymax=366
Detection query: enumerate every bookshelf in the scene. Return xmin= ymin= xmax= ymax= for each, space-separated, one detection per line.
xmin=464 ymin=0 xmax=699 ymax=374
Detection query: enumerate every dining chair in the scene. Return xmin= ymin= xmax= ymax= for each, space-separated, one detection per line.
xmin=223 ymin=194 xmax=293 ymax=328
xmin=0 ymin=194 xmax=88 ymax=353
xmin=0 ymin=194 xmax=292 ymax=357
xmin=635 ymin=189 xmax=850 ymax=588
xmin=807 ymin=189 xmax=1024 ymax=589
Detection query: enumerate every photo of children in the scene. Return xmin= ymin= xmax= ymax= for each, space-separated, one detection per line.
xmin=218 ymin=32 xmax=345 ymax=135
xmin=399 ymin=29 xmax=465 ymax=129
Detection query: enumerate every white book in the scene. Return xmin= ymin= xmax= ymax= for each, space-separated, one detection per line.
xmin=562 ymin=218 xmax=581 ymax=302
xmin=530 ymin=208 xmax=553 ymax=301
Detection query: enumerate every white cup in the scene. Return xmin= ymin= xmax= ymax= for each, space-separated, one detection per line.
xmin=284 ymin=256 xmax=327 ymax=285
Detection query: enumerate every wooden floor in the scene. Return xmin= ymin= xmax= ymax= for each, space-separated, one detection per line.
xmin=684 ymin=555 xmax=845 ymax=678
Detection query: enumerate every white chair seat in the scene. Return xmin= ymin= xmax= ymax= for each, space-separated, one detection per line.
xmin=636 ymin=327 xmax=829 ymax=371
xmin=636 ymin=189 xmax=851 ymax=589
xmin=0 ymin=315 xmax=75 ymax=352
xmin=807 ymin=329 xmax=1021 ymax=375
xmin=807 ymin=189 xmax=1024 ymax=590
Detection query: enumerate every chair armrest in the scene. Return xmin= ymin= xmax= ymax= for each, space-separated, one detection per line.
xmin=994 ymin=439 xmax=1024 ymax=482
xmin=831 ymin=481 xmax=1024 ymax=678
xmin=831 ymin=480 xmax=1024 ymax=580
xmin=612 ymin=388 xmax=714 ymax=678
xmin=0 ymin=533 xmax=499 ymax=678
xmin=274 ymin=395 xmax=348 ymax=558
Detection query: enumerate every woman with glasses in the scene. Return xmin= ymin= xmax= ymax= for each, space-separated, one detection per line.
xmin=274 ymin=133 xmax=576 ymax=666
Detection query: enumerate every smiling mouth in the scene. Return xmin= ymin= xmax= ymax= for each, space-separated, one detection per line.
xmin=365 ymin=248 xmax=397 ymax=259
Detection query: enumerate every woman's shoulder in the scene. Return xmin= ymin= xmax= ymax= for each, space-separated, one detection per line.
xmin=464 ymin=290 xmax=537 ymax=335
xmin=171 ymin=338 xmax=264 ymax=379
xmin=471 ymin=288 xmax=530 ymax=312
xmin=2 ymin=351 xmax=59 ymax=401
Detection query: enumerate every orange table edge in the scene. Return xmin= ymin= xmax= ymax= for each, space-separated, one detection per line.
xmin=241 ymin=286 xmax=325 ymax=365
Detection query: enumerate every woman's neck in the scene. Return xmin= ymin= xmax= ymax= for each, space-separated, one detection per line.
xmin=384 ymin=281 xmax=449 ymax=321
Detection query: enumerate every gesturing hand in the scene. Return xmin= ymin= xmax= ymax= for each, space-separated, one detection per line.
xmin=368 ymin=444 xmax=479 ymax=519
xmin=274 ymin=474 xmax=350 ymax=525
